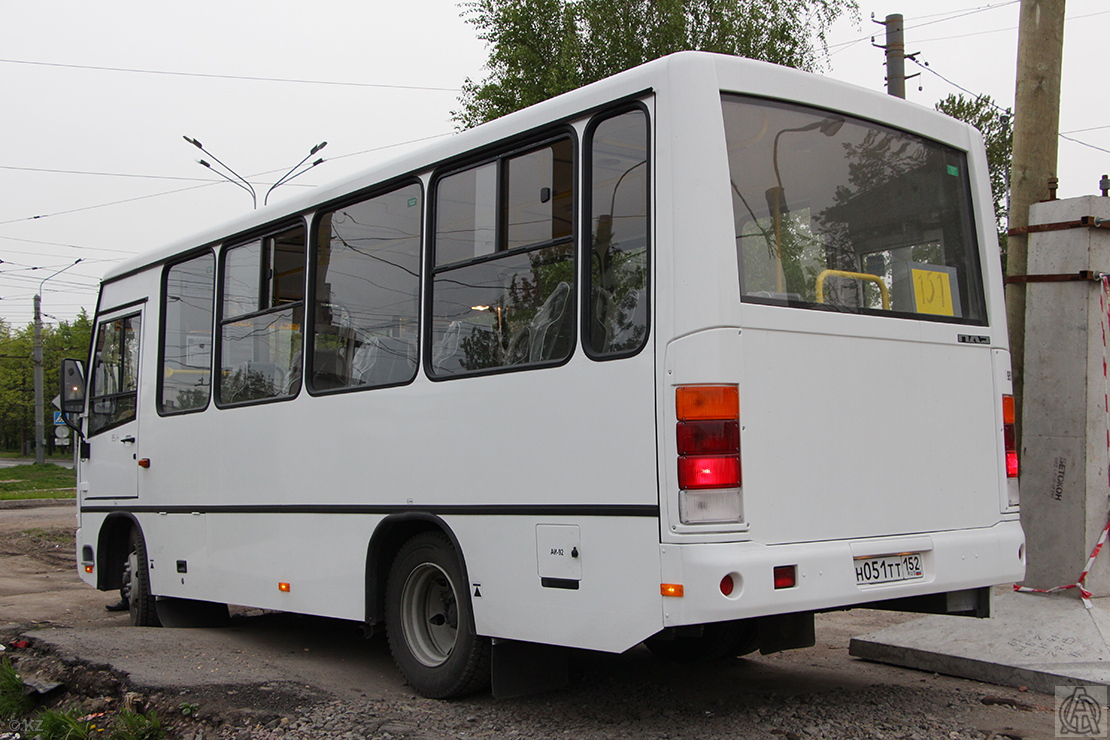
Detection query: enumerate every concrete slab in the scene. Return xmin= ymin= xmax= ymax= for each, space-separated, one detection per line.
xmin=850 ymin=586 xmax=1110 ymax=695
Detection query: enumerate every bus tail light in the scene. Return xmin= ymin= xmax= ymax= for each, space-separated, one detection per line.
xmin=677 ymin=385 xmax=742 ymax=525
xmin=1003 ymin=395 xmax=1018 ymax=478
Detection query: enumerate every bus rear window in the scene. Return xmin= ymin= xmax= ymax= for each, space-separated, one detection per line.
xmin=723 ymin=94 xmax=986 ymax=324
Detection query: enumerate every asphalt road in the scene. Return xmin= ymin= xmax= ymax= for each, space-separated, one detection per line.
xmin=0 ymin=503 xmax=1059 ymax=739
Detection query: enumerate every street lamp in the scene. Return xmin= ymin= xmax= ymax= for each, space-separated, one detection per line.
xmin=34 ymin=258 xmax=82 ymax=465
xmin=183 ymin=136 xmax=329 ymax=209
xmin=264 ymin=141 xmax=327 ymax=205
xmin=184 ymin=136 xmax=257 ymax=208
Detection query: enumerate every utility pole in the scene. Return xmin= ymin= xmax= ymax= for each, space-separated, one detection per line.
xmin=1006 ymin=0 xmax=1066 ymax=445
xmin=884 ymin=14 xmax=906 ymax=99
xmin=32 ymin=293 xmax=43 ymax=464
xmin=33 ymin=259 xmax=82 ymax=465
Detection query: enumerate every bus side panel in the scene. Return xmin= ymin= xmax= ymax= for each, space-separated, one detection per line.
xmin=448 ymin=515 xmax=663 ymax=653
xmin=132 ymin=348 xmax=661 ymax=650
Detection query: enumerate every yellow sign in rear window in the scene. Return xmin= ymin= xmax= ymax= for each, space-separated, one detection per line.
xmin=911 ymin=268 xmax=956 ymax=316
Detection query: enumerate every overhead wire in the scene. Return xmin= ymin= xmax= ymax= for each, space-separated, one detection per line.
xmin=0 ymin=132 xmax=454 ymax=227
xmin=0 ymin=57 xmax=462 ymax=92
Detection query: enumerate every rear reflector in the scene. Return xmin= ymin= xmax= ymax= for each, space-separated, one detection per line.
xmin=720 ymin=575 xmax=735 ymax=596
xmin=773 ymin=565 xmax=797 ymax=590
xmin=677 ymin=419 xmax=740 ymax=455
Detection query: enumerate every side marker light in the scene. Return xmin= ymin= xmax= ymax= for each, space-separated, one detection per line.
xmin=660 ymin=583 xmax=684 ymax=597
xmin=278 ymin=582 xmax=291 ymax=593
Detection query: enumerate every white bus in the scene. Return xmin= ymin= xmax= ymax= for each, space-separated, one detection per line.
xmin=61 ymin=52 xmax=1024 ymax=699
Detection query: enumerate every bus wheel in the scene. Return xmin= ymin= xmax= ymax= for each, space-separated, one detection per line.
xmin=123 ymin=527 xmax=160 ymax=627
xmin=645 ymin=620 xmax=757 ymax=663
xmin=385 ymin=532 xmax=490 ymax=698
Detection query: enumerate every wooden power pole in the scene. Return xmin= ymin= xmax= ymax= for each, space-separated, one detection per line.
xmin=1006 ymin=0 xmax=1066 ymax=443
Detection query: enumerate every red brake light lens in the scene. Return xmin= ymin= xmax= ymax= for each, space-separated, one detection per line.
xmin=678 ymin=455 xmax=741 ymax=490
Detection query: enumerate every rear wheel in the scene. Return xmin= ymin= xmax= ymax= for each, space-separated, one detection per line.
xmin=385 ymin=532 xmax=490 ymax=698
xmin=123 ymin=527 xmax=160 ymax=627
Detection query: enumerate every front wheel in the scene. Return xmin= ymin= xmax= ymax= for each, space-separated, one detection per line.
xmin=385 ymin=532 xmax=490 ymax=698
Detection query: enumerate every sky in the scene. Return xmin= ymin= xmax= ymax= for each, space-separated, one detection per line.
xmin=0 ymin=0 xmax=1105 ymax=329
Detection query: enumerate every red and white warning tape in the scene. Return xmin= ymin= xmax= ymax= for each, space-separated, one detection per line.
xmin=1014 ymin=515 xmax=1110 ymax=609
xmin=1014 ymin=274 xmax=1110 ymax=609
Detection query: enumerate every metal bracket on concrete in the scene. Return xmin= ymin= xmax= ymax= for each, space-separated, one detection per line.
xmin=1005 ymin=270 xmax=1101 ymax=285
xmin=1008 ymin=216 xmax=1110 ymax=236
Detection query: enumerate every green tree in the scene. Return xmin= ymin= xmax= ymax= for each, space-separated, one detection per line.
xmin=935 ymin=93 xmax=1013 ymax=263
xmin=455 ymin=0 xmax=859 ymax=128
xmin=0 ymin=310 xmax=92 ymax=454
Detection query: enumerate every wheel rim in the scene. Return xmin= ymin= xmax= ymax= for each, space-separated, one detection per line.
xmin=400 ymin=562 xmax=459 ymax=667
xmin=122 ymin=550 xmax=137 ymax=603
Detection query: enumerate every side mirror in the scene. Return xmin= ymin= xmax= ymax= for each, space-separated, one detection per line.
xmin=60 ymin=358 xmax=86 ymax=414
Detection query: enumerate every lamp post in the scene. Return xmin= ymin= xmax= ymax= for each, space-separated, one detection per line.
xmin=34 ymin=258 xmax=82 ymax=465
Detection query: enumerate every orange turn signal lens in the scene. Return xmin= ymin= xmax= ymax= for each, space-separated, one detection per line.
xmin=84 ymin=564 xmax=94 ymax=574
xmin=1002 ymin=395 xmax=1015 ymax=424
xmin=660 ymin=583 xmax=685 ymax=597
xmin=676 ymin=385 xmax=739 ymax=421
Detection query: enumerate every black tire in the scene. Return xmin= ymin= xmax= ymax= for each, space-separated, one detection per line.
xmin=645 ymin=620 xmax=758 ymax=663
xmin=385 ymin=532 xmax=490 ymax=698
xmin=124 ymin=527 xmax=160 ymax=627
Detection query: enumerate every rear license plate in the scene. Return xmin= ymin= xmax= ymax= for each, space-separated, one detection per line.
xmin=854 ymin=552 xmax=924 ymax=585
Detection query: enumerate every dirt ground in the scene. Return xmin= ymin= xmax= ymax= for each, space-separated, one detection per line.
xmin=0 ymin=502 xmax=1059 ymax=739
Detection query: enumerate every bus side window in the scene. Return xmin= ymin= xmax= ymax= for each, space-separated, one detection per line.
xmin=430 ymin=137 xmax=576 ymax=377
xmin=218 ymin=226 xmax=306 ymax=405
xmin=310 ymin=183 xmax=422 ymax=392
xmin=89 ymin=314 xmax=141 ymax=435
xmin=159 ymin=252 xmax=215 ymax=413
xmin=586 ymin=109 xmax=649 ymax=358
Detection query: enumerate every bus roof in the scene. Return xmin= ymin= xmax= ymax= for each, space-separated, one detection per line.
xmin=102 ymin=51 xmax=978 ymax=284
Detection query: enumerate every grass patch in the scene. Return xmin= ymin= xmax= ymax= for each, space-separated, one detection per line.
xmin=0 ymin=657 xmax=165 ymax=740
xmin=0 ymin=464 xmax=76 ymax=500
xmin=0 ymin=656 xmax=34 ymax=719
xmin=0 ymin=451 xmax=73 ymax=460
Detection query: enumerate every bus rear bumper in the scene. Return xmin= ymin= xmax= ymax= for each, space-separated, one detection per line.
xmin=658 ymin=520 xmax=1025 ymax=627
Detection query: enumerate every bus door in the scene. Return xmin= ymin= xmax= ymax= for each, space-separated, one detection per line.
xmin=84 ymin=308 xmax=143 ymax=500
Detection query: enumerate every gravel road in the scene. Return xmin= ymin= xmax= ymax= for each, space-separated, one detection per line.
xmin=0 ymin=503 xmax=1056 ymax=739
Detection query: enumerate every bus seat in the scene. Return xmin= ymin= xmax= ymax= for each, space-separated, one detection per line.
xmin=312 ymin=348 xmax=348 ymax=390
xmin=432 ymin=321 xmax=464 ymax=374
xmin=352 ymin=336 xmax=417 ymax=386
xmin=529 ymin=281 xmax=572 ymax=362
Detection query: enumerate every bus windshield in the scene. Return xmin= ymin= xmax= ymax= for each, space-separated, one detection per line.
xmin=723 ymin=93 xmax=987 ymax=324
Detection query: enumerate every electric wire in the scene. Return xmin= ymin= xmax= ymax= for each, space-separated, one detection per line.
xmin=0 ymin=57 xmax=462 ymax=92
